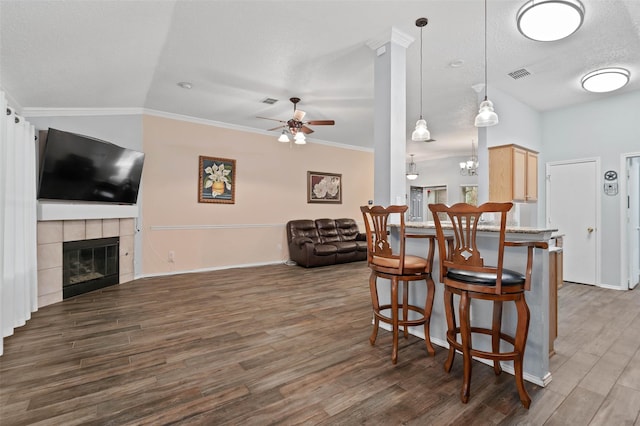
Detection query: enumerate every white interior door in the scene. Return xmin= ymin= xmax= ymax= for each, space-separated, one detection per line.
xmin=547 ymin=160 xmax=599 ymax=285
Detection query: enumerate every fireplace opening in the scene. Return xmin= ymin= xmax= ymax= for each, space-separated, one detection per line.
xmin=63 ymin=237 xmax=119 ymax=299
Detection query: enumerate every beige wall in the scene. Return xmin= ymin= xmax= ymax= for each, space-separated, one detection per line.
xmin=141 ymin=115 xmax=374 ymax=275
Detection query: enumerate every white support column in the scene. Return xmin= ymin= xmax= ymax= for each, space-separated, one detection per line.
xmin=367 ymin=28 xmax=414 ymax=207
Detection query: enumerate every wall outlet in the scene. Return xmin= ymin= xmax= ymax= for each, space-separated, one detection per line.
xmin=168 ymin=250 xmax=175 ymax=263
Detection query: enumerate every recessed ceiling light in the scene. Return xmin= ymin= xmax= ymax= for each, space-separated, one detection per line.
xmin=581 ymin=68 xmax=630 ymax=93
xmin=177 ymin=82 xmax=193 ymax=89
xmin=449 ymin=59 xmax=465 ymax=68
xmin=517 ymin=0 xmax=585 ymax=42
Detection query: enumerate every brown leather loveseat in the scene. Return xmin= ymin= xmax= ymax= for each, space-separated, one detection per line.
xmin=286 ymin=218 xmax=367 ymax=267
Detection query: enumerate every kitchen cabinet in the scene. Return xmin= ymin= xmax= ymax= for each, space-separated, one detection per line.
xmin=489 ymin=144 xmax=538 ymax=202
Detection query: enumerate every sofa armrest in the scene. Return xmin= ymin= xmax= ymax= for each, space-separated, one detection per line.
xmin=291 ymin=236 xmax=314 ymax=248
xmin=356 ymin=233 xmax=367 ymax=242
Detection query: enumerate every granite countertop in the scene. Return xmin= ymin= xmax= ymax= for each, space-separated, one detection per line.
xmin=401 ymin=221 xmax=558 ymax=235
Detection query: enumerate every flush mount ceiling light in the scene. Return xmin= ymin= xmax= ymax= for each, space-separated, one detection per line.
xmin=411 ymin=18 xmax=431 ymax=142
xmin=581 ymin=67 xmax=630 ymax=93
xmin=177 ymin=81 xmax=193 ymax=89
xmin=517 ymin=0 xmax=585 ymax=42
xmin=406 ymin=154 xmax=419 ymax=180
xmin=474 ymin=0 xmax=499 ymax=128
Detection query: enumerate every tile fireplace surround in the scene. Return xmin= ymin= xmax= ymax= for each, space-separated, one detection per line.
xmin=37 ymin=218 xmax=135 ymax=307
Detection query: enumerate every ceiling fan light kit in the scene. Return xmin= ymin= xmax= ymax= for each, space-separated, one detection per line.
xmin=517 ymin=0 xmax=585 ymax=42
xmin=581 ymin=67 xmax=630 ymax=93
xmin=475 ymin=0 xmax=499 ymax=128
xmin=412 ymin=17 xmax=432 ymax=142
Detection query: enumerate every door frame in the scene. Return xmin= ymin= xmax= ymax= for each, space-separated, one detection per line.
xmin=620 ymin=151 xmax=640 ymax=290
xmin=546 ymin=157 xmax=602 ymax=286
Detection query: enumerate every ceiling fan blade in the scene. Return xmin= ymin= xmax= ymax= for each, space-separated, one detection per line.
xmin=301 ymin=125 xmax=314 ymax=134
xmin=257 ymin=116 xmax=286 ymax=123
xmin=306 ymin=120 xmax=335 ymax=126
xmin=267 ymin=125 xmax=285 ymax=131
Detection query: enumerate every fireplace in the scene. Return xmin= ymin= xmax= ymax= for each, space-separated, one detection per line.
xmin=63 ymin=237 xmax=120 ymax=299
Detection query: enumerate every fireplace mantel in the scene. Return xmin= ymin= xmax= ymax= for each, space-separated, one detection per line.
xmin=38 ymin=201 xmax=139 ymax=221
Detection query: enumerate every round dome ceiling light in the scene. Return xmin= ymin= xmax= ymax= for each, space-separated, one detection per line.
xmin=177 ymin=81 xmax=193 ymax=89
xmin=581 ymin=68 xmax=630 ymax=93
xmin=517 ymin=0 xmax=585 ymax=42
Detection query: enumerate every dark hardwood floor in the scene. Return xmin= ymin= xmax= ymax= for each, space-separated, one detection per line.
xmin=1 ymin=262 xmax=639 ymax=425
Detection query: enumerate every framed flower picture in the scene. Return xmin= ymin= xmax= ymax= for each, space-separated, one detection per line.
xmin=307 ymin=171 xmax=342 ymax=204
xmin=198 ymin=156 xmax=235 ymax=204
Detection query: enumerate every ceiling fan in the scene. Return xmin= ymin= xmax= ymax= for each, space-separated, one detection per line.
xmin=257 ymin=97 xmax=335 ymax=138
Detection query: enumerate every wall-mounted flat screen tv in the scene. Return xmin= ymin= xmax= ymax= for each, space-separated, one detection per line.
xmin=37 ymin=128 xmax=145 ymax=204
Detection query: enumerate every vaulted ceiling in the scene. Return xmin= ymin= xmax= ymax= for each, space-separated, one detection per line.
xmin=2 ymin=1 xmax=639 ymax=161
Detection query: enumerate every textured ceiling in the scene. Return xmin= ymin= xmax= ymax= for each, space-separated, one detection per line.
xmin=2 ymin=0 xmax=639 ymax=161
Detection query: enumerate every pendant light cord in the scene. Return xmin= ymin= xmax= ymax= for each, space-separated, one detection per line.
xmin=419 ymin=24 xmax=424 ymax=119
xmin=484 ymin=0 xmax=488 ymax=101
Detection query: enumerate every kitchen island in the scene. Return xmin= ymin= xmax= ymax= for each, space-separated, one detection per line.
xmin=386 ymin=222 xmax=557 ymax=386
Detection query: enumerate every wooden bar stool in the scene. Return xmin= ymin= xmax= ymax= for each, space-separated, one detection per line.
xmin=428 ymin=202 xmax=547 ymax=408
xmin=360 ymin=205 xmax=437 ymax=364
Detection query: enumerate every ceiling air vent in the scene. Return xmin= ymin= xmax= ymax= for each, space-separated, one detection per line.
xmin=508 ymin=68 xmax=531 ymax=80
xmin=261 ymin=97 xmax=279 ymax=105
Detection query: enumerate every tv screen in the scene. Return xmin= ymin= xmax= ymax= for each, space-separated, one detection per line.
xmin=37 ymin=128 xmax=145 ymax=204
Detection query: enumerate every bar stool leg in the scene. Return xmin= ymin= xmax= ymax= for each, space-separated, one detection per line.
xmin=443 ymin=287 xmax=456 ymax=372
xmin=514 ymin=294 xmax=531 ymax=408
xmin=423 ymin=276 xmax=436 ymax=356
xmin=402 ymin=281 xmax=410 ymax=339
xmin=459 ymin=291 xmax=472 ymax=403
xmin=369 ymin=273 xmax=379 ymax=346
xmin=492 ymin=300 xmax=503 ymax=375
xmin=391 ymin=277 xmax=399 ymax=364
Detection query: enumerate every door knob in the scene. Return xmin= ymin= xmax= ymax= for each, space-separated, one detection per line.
xmin=587 ymin=227 xmax=594 ymax=233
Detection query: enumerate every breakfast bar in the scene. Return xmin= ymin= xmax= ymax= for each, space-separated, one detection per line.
xmin=387 ymin=221 xmax=557 ymax=386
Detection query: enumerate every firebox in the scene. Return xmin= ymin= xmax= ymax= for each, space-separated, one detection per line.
xmin=63 ymin=237 xmax=119 ymax=299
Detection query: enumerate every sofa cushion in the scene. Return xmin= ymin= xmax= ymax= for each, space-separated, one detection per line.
xmin=336 ymin=218 xmax=361 ymax=242
xmin=316 ymin=219 xmax=341 ymax=243
xmin=287 ymin=220 xmax=321 ymax=244
xmin=314 ymin=244 xmax=338 ymax=256
xmin=330 ymin=241 xmax=358 ymax=253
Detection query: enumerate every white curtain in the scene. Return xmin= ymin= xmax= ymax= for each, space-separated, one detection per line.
xmin=0 ymin=91 xmax=38 ymax=356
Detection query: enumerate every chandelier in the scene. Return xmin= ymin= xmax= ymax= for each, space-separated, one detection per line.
xmin=460 ymin=140 xmax=479 ymax=176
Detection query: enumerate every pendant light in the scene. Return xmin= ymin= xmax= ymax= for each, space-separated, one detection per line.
xmin=411 ymin=18 xmax=431 ymax=141
xmin=406 ymin=154 xmax=419 ymax=180
xmin=474 ymin=0 xmax=499 ymax=128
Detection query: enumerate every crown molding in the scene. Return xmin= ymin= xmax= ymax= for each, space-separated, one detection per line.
xmin=21 ymin=107 xmax=144 ymax=117
xmin=366 ymin=26 xmax=415 ymax=51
